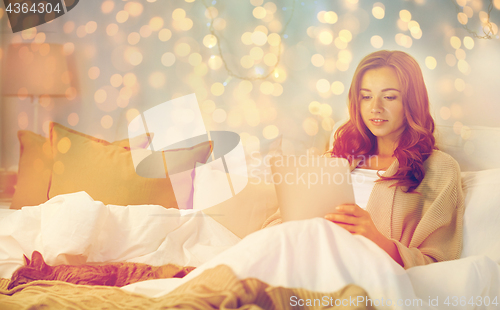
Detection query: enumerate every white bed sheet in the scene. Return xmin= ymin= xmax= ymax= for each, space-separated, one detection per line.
xmin=0 ymin=191 xmax=240 ymax=278
xmin=131 ymin=219 xmax=500 ymax=310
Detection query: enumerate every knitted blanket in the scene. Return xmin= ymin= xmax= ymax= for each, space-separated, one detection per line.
xmin=0 ymin=264 xmax=373 ymax=310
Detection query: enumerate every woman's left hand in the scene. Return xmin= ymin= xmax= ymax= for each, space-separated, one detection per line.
xmin=324 ymin=204 xmax=383 ymax=244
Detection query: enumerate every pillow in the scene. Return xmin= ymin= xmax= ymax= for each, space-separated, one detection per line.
xmin=459 ymin=169 xmax=500 ymax=263
xmin=10 ymin=129 xmax=151 ymax=209
xmin=48 ymin=122 xmax=212 ymax=209
xmin=10 ymin=131 xmax=53 ymax=209
xmin=194 ymin=164 xmax=278 ymax=238
xmin=434 ymin=125 xmax=500 ymax=171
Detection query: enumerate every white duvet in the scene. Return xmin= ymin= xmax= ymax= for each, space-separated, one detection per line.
xmin=0 ymin=192 xmax=240 ymax=277
xmin=1 ymin=192 xmax=499 ymax=310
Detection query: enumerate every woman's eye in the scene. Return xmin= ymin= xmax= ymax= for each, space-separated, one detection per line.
xmin=361 ymin=95 xmax=371 ymax=100
xmin=385 ymin=96 xmax=397 ymax=100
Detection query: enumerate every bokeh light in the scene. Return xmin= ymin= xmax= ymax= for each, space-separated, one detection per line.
xmin=455 ymin=48 xmax=466 ymax=60
xmin=123 ymin=73 xmax=137 ymax=87
xmin=159 ymin=29 xmax=172 ymax=41
xmin=400 ymin=9 xmax=411 ymax=22
xmin=149 ymin=17 xmax=164 ymax=31
xmin=86 ymin=21 xmax=97 ymax=34
xmin=211 ymin=82 xmax=225 ymax=96
xmin=264 ymin=53 xmax=278 ymax=66
xmin=172 ymin=8 xmax=186 ymax=21
xmin=316 ymin=79 xmax=330 ymax=93
xmin=303 ymin=117 xmax=319 ymax=136
xmin=126 ymin=108 xmax=140 ymax=123
xmin=446 ymin=54 xmax=457 ymax=66
xmin=253 ymin=6 xmax=266 ymax=19
xmin=116 ymin=10 xmax=129 ymax=23
xmin=149 ymin=72 xmax=166 ymax=89
xmin=425 ymin=56 xmax=437 ymax=70
xmin=208 ymin=55 xmax=222 ymax=70
xmin=241 ymin=55 xmax=254 ymax=69
xmin=101 ymin=1 xmax=114 ymax=14
xmin=18 ymin=112 xmax=29 ymax=129
xmin=455 ymin=78 xmax=466 ymax=92
xmin=260 ymin=81 xmax=274 ymax=94
xmin=140 ymin=25 xmax=152 ymax=38
xmin=63 ymin=21 xmax=75 ymax=34
xmin=189 ymin=53 xmax=202 ymax=66
xmin=457 ymin=12 xmax=468 ymax=25
xmin=101 ymin=115 xmax=114 ymax=129
xmin=372 ymin=3 xmax=385 ymax=19
xmin=263 ymin=125 xmax=279 ymax=139
xmin=106 ymin=24 xmax=119 ymax=36
xmin=241 ymin=32 xmax=253 ymax=45
xmin=174 ymin=42 xmax=191 ymax=57
xmin=440 ymin=107 xmax=451 ymax=120
xmin=267 ymin=33 xmax=281 ymax=46
xmin=463 ymin=36 xmax=474 ymax=49
xmin=53 ymin=161 xmax=65 ymax=175
xmin=203 ymin=34 xmax=217 ymax=48
xmin=205 ymin=7 xmax=218 ymax=19
xmin=161 ymin=52 xmax=176 ymax=67
xmin=125 ymin=2 xmax=143 ymax=16
xmin=57 ymin=137 xmax=71 ymax=154
xmin=201 ymin=100 xmax=216 ymax=113
xmin=109 ymin=73 xmax=123 ymax=87
xmin=311 ymin=54 xmax=325 ymax=67
xmin=212 ymin=108 xmax=227 ymax=123
xmin=318 ymin=31 xmax=333 ymax=45
xmin=88 ymin=66 xmax=100 ymax=80
xmin=331 ymin=81 xmax=344 ymax=95
xmin=370 ymin=35 xmax=383 ymax=48
xmin=251 ymin=31 xmax=268 ymax=46
xmin=450 ymin=36 xmax=461 ymax=49
xmin=213 ymin=18 xmax=227 ymax=30
xmin=128 ymin=32 xmax=141 ymax=45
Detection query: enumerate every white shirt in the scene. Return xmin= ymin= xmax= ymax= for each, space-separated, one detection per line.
xmin=351 ymin=168 xmax=385 ymax=210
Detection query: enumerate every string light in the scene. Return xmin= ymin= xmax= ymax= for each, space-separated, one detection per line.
xmin=452 ymin=0 xmax=496 ymax=39
xmin=200 ymin=0 xmax=297 ymax=81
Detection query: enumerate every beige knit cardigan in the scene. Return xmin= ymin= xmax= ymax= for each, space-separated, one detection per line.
xmin=262 ymin=150 xmax=465 ymax=269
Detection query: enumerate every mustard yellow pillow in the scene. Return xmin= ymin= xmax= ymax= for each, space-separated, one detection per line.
xmin=48 ymin=122 xmax=212 ymax=208
xmin=10 ymin=131 xmax=52 ymax=209
xmin=10 ymin=129 xmax=148 ymax=209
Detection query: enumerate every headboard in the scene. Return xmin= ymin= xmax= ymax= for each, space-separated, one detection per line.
xmin=328 ymin=121 xmax=500 ymax=172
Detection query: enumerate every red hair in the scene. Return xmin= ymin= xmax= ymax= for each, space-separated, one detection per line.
xmin=329 ymin=50 xmax=436 ymax=193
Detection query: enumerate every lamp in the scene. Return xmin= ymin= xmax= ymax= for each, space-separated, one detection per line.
xmin=1 ymin=43 xmax=70 ymax=133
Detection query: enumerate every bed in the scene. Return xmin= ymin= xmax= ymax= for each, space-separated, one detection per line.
xmin=1 ymin=122 xmax=500 ymax=310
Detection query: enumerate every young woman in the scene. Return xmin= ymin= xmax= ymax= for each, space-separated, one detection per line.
xmin=264 ymin=50 xmax=465 ymax=269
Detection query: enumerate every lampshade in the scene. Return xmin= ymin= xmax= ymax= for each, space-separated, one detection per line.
xmin=1 ymin=43 xmax=69 ymax=97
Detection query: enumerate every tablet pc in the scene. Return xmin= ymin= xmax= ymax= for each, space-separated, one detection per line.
xmin=270 ymin=156 xmax=355 ymax=222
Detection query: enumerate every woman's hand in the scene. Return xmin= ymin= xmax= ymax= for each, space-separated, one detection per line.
xmin=324 ymin=204 xmax=404 ymax=267
xmin=324 ymin=204 xmax=383 ymax=244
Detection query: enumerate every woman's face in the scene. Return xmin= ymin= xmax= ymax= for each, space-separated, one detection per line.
xmin=359 ymin=66 xmax=406 ymax=145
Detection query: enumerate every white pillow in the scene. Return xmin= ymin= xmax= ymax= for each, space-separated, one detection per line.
xmin=459 ymin=169 xmax=500 ymax=262
xmin=435 ymin=125 xmax=500 ymax=171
